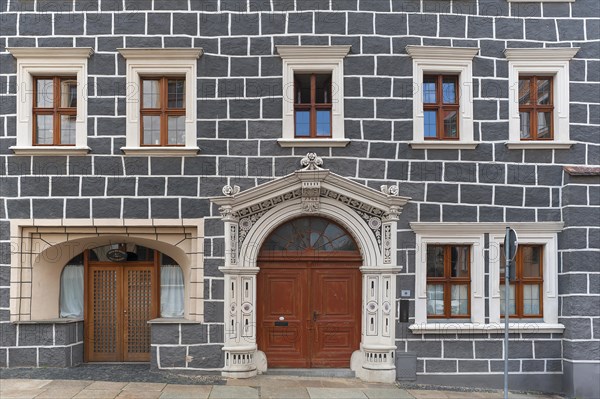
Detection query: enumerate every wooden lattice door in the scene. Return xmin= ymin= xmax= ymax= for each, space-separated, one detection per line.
xmin=86 ymin=263 xmax=157 ymax=362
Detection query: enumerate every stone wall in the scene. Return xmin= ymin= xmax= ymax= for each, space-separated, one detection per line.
xmin=0 ymin=0 xmax=598 ymax=393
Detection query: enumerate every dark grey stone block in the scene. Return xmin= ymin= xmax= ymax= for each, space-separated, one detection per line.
xmin=427 ymin=183 xmax=458 ymax=203
xmin=408 ymin=14 xmax=436 ymax=37
xmin=32 ymin=156 xmax=67 ymax=175
xmin=151 ymin=158 xmax=182 ymax=175
xmin=19 ymin=14 xmax=52 ymax=35
xmin=375 ymin=14 xmax=406 ymax=36
xmin=288 ymin=12 xmax=313 ymax=33
xmin=0 ymin=323 xmax=16 ymax=346
xmin=39 ymin=347 xmax=69 ymax=367
xmin=411 ymin=162 xmax=443 ymax=182
xmin=521 ymin=359 xmax=544 ymax=372
xmin=314 ymin=11 xmax=345 ymax=34
xmin=508 ymin=341 xmax=533 ymax=359
xmin=250 ymin=37 xmax=271 ymax=55
xmin=188 ymin=344 xmax=223 ymax=368
xmin=229 ymin=99 xmax=260 ymax=118
xmin=151 ymin=198 xmax=179 ymax=218
xmin=495 ymin=18 xmax=523 ymax=39
xmin=147 ymin=12 xmax=170 ymax=34
xmin=92 ymin=198 xmax=121 ymax=218
xmin=199 ymin=13 xmax=229 ymax=36
xmin=114 ymin=12 xmax=145 ymax=34
xmin=123 ymin=198 xmax=149 ymax=219
xmin=563 ymin=340 xmax=600 ymax=361
xmin=9 ymin=347 xmax=37 ymax=367
xmin=377 ymin=55 xmax=412 ymax=76
xmin=358 ymin=159 xmax=385 ymax=179
xmin=387 ymin=161 xmax=409 ymax=181
xmin=151 ymin=323 xmax=179 ymax=345
xmin=461 ymin=184 xmax=492 ymax=205
xmin=443 ymin=205 xmax=477 ymax=222
xmin=524 ymin=187 xmax=550 ymax=207
xmin=443 ymin=340 xmax=473 ymax=358
xmin=54 ymin=13 xmax=84 ymax=35
xmin=106 ymin=177 xmax=135 ymax=196
xmin=167 ymin=177 xmax=198 ymax=196
xmin=534 ymin=340 xmax=562 ymax=359
xmin=181 ymin=198 xmax=210 ymax=218
xmin=159 ymin=346 xmax=187 ymax=368
xmin=468 ymin=16 xmax=493 ymax=38
xmin=562 ymin=251 xmax=600 ymax=272
xmin=204 ymin=301 xmax=224 ymax=323
xmin=426 ymin=359 xmax=457 ymax=372
xmin=173 ymin=13 xmax=197 ymax=35
xmin=419 ymin=203 xmax=440 ymax=222
xmin=345 ymin=99 xmax=374 ymax=118
xmin=345 ymin=56 xmax=375 ymax=75
xmin=407 ymin=340 xmax=441 ymax=357
xmin=458 ymin=360 xmax=488 ymax=372
xmin=439 ymin=14 xmax=465 ymax=37
xmin=231 ymin=13 xmax=260 ymax=35
xmin=506 ymin=207 xmax=535 ymax=222
xmin=181 ymin=324 xmax=209 ymax=345
xmin=475 ymin=340 xmax=502 ymax=359
xmin=348 ymin=12 xmax=373 ymax=34
xmin=137 ymin=177 xmax=165 ymax=196
xmin=445 ymin=163 xmax=477 ymax=183
xmin=6 ymin=199 xmax=30 ymax=219
xmin=261 ymin=13 xmax=286 ymax=34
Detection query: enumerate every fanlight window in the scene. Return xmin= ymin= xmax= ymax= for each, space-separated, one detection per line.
xmin=263 ymin=217 xmax=358 ymax=252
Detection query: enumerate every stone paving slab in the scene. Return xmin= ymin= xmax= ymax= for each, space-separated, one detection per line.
xmin=159 ymin=384 xmax=212 ymax=399
xmin=0 ymin=379 xmax=53 ymax=390
xmin=209 ymin=385 xmax=260 ymax=399
xmin=363 ymin=388 xmax=414 ymax=399
xmin=307 ymin=387 xmax=368 ymax=399
xmin=260 ymin=386 xmax=311 ymax=399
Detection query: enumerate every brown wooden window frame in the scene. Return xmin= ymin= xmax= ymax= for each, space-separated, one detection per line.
xmin=426 ymin=245 xmax=471 ymax=319
xmin=140 ymin=76 xmax=186 ymax=147
xmin=423 ymin=74 xmax=460 ymax=140
xmin=518 ymin=76 xmax=554 ymax=141
xmin=294 ymin=73 xmax=333 ymax=139
xmin=500 ymin=244 xmax=544 ymax=319
xmin=32 ymin=76 xmax=77 ymax=146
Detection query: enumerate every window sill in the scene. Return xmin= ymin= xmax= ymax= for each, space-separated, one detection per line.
xmin=409 ymin=141 xmax=478 ymax=150
xmin=277 ymin=138 xmax=350 ymax=148
xmin=10 ymin=146 xmax=91 ymax=156
xmin=13 ymin=318 xmax=83 ymax=324
xmin=147 ymin=318 xmax=200 ymax=324
xmin=505 ymin=141 xmax=574 ymax=150
xmin=121 ymin=146 xmax=200 ymax=156
xmin=409 ymin=322 xmax=565 ymax=334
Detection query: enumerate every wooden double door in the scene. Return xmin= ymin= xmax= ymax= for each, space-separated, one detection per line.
xmin=257 ymin=259 xmax=361 ymax=368
xmin=85 ymin=263 xmax=158 ymax=362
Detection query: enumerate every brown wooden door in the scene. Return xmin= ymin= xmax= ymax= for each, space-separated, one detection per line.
xmin=86 ymin=263 xmax=157 ymax=362
xmin=257 ymin=260 xmax=361 ymax=368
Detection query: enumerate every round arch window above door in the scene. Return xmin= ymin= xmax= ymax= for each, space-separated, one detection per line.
xmin=59 ymin=243 xmax=185 ymax=362
xmin=257 ymin=216 xmax=362 ymax=369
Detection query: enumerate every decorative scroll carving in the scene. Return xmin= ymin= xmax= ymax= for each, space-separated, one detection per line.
xmin=230 ymin=224 xmax=238 ymax=264
xmin=383 ymin=224 xmax=392 ymax=264
xmin=380 ymin=185 xmax=399 ymax=196
xmin=223 ymin=185 xmax=241 ymax=196
xmin=301 ymin=181 xmax=321 ymax=213
xmin=300 ymin=153 xmax=324 ymax=170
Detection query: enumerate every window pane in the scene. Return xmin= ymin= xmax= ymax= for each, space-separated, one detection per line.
xmin=427 ymin=284 xmax=444 ymax=315
xmin=60 ymin=79 xmax=77 ymax=108
xmin=443 ymin=110 xmax=458 ymax=138
xmin=167 ymin=116 xmax=185 ymax=145
xmin=295 ymin=74 xmax=311 ymax=104
xmin=295 ymin=110 xmax=310 ymax=137
xmin=168 ymin=79 xmax=185 ymax=108
xmin=500 ymin=284 xmax=516 ymax=316
xmin=426 ymin=246 xmax=444 ymax=277
xmin=537 ymin=112 xmax=551 ymax=138
xmin=451 ymin=246 xmax=469 ymax=278
xmin=60 ymin=264 xmax=84 ymax=318
xmin=424 ymin=110 xmax=437 ymax=138
xmin=36 ymin=79 xmax=53 ymax=107
xmin=518 ymin=79 xmax=531 ymax=105
xmin=522 ymin=246 xmax=542 ymax=277
xmin=442 ymin=78 xmax=456 ymax=104
xmin=161 ymin=264 xmax=184 ymax=318
xmin=423 ymin=77 xmax=436 ymax=104
xmin=143 ymin=80 xmax=160 ymax=108
xmin=523 ymin=284 xmax=540 ymax=315
xmin=537 ymin=78 xmax=551 ymax=105
xmin=60 ymin=115 xmax=76 ymax=144
xmin=142 ymin=115 xmax=161 ymax=145
xmin=316 ymin=110 xmax=331 ymax=136
xmin=36 ymin=114 xmax=53 ymax=144
xmin=315 ymin=74 xmax=331 ymax=103
xmin=451 ymin=284 xmax=469 ymax=315
xmin=520 ymin=111 xmax=531 ymax=139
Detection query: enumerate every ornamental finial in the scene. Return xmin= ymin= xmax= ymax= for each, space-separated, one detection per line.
xmin=300 ymin=153 xmax=324 ymax=171
xmin=381 ymin=185 xmax=399 ymax=196
xmin=222 ymin=185 xmax=240 ymax=196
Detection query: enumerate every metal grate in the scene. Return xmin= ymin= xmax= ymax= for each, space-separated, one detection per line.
xmin=92 ymin=269 xmax=118 ymax=354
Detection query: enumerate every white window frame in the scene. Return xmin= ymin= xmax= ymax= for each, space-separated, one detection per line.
xmin=276 ymin=45 xmax=351 ymax=148
xmin=505 ymin=48 xmax=579 ymax=149
xmin=7 ymin=47 xmax=93 ymax=156
xmin=407 ymin=46 xmax=479 ymax=150
xmin=118 ymin=48 xmax=202 ymax=156
xmin=410 ymin=222 xmax=565 ymax=334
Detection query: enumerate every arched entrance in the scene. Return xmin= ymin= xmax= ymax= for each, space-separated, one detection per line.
xmin=60 ymin=243 xmax=184 ymax=362
xmin=256 ymin=217 xmax=362 ymax=368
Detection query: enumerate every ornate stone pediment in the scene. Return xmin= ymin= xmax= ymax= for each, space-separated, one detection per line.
xmin=211 ymin=154 xmax=411 ymax=255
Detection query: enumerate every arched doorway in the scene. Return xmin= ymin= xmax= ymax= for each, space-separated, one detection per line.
xmin=60 ymin=243 xmax=184 ymax=362
xmin=256 ymin=217 xmax=362 ymax=368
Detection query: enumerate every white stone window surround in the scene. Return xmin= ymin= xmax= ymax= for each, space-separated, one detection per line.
xmin=7 ymin=47 xmax=93 ymax=156
xmin=406 ymin=46 xmax=479 ymax=150
xmin=505 ymin=48 xmax=579 ymax=150
xmin=9 ymin=218 xmax=205 ymax=323
xmin=276 ymin=45 xmax=351 ymax=148
xmin=118 ymin=48 xmax=202 ymax=156
xmin=409 ymin=222 xmax=565 ymax=334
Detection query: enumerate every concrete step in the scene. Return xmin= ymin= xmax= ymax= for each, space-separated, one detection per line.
xmin=265 ymin=368 xmax=356 ymax=378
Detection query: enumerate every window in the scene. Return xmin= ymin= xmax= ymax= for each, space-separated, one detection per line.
xmin=33 ymin=77 xmax=78 ymax=145
xmin=505 ymin=48 xmax=579 ymax=149
xmin=518 ymin=76 xmax=553 ymax=140
xmin=277 ymin=45 xmax=351 ymax=147
xmin=423 ymin=75 xmax=460 ymax=140
xmin=140 ymin=77 xmax=186 ymax=146
xmin=118 ymin=48 xmax=202 ymax=155
xmin=160 ymin=255 xmax=184 ymax=318
xmin=294 ymin=74 xmax=332 ymax=138
xmin=407 ymin=46 xmax=479 ymax=149
xmin=7 ymin=47 xmax=93 ymax=155
xmin=59 ymin=254 xmax=84 ymax=318
xmin=426 ymin=245 xmax=471 ymax=318
xmin=500 ymin=245 xmax=544 ymax=318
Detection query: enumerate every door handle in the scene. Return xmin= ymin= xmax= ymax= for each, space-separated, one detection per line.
xmin=313 ymin=311 xmax=320 ymax=322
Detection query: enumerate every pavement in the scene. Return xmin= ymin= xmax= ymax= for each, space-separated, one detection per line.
xmin=0 ymin=375 xmax=565 ymax=399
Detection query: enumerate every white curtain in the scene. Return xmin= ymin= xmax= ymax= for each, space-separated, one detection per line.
xmin=161 ymin=265 xmax=184 ymax=318
xmin=59 ymin=264 xmax=84 ymax=318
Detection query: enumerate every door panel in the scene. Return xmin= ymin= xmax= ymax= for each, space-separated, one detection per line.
xmin=311 ymin=267 xmax=361 ymax=367
xmin=88 ymin=266 xmax=121 ymax=362
xmin=257 ymin=266 xmax=309 ymax=367
xmin=124 ymin=266 xmax=155 ymax=362
xmin=257 ymin=261 xmax=361 ymax=368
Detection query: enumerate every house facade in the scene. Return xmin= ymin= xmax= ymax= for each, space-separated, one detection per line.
xmin=0 ymin=0 xmax=599 ymax=398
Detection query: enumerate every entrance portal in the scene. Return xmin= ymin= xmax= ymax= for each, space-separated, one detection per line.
xmin=257 ymin=217 xmax=362 ymax=368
